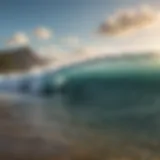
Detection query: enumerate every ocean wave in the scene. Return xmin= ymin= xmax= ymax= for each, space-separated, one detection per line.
xmin=0 ymin=52 xmax=159 ymax=96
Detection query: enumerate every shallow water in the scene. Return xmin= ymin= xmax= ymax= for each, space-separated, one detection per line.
xmin=1 ymin=81 xmax=160 ymax=159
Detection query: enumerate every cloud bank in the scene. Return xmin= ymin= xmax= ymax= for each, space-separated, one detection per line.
xmin=7 ymin=33 xmax=29 ymax=46
xmin=98 ymin=5 xmax=159 ymax=36
xmin=38 ymin=45 xmax=66 ymax=60
xmin=34 ymin=27 xmax=52 ymax=40
xmin=61 ymin=36 xmax=80 ymax=47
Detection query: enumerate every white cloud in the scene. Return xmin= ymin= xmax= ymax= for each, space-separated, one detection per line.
xmin=38 ymin=45 xmax=67 ymax=60
xmin=98 ymin=5 xmax=160 ymax=36
xmin=37 ymin=44 xmax=111 ymax=65
xmin=61 ymin=36 xmax=80 ymax=47
xmin=73 ymin=45 xmax=116 ymax=58
xmin=7 ymin=32 xmax=29 ymax=46
xmin=34 ymin=27 xmax=52 ymax=40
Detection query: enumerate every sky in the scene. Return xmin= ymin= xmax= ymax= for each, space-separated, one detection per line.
xmin=1 ymin=0 xmax=160 ymax=59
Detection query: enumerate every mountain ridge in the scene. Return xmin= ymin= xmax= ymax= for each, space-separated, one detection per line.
xmin=0 ymin=47 xmax=49 ymax=74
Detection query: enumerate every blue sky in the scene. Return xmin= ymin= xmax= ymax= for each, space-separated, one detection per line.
xmin=1 ymin=0 xmax=160 ymax=57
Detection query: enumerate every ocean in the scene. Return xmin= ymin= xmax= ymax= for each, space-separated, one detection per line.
xmin=1 ymin=55 xmax=160 ymax=159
